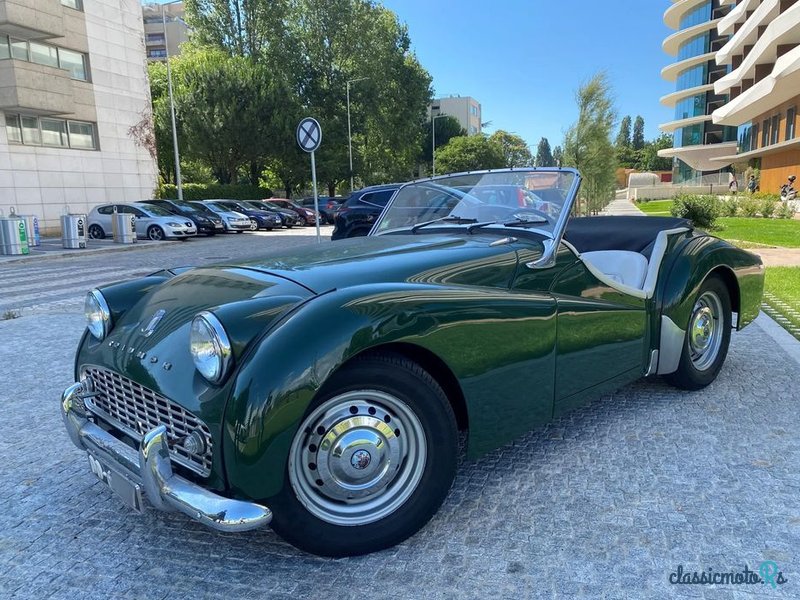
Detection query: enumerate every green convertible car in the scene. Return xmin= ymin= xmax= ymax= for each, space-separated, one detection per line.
xmin=61 ymin=168 xmax=764 ymax=556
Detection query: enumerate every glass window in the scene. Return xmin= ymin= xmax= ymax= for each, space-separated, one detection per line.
xmin=29 ymin=42 xmax=59 ymax=68
xmin=61 ymin=0 xmax=83 ymax=9
xmin=148 ymin=49 xmax=167 ymax=58
xmin=40 ymin=118 xmax=68 ymax=146
xmin=676 ymin=64 xmax=707 ymax=91
xmin=67 ymin=121 xmax=96 ymax=149
xmin=58 ymin=48 xmax=87 ymax=80
xmin=0 ymin=36 xmax=9 ymax=60
xmin=674 ymin=93 xmax=707 ymax=120
xmin=97 ymin=206 xmax=113 ymax=215
xmin=762 ymin=119 xmax=770 ymax=147
xmin=770 ymin=115 xmax=780 ymax=144
xmin=146 ymin=33 xmax=166 ymax=43
xmin=5 ymin=114 xmax=21 ymax=143
xmin=679 ymin=2 xmax=712 ymax=29
xmin=677 ymin=32 xmax=710 ymax=61
xmin=675 ymin=123 xmax=705 ymax=147
xmin=750 ymin=123 xmax=759 ymax=151
xmin=786 ymin=107 xmax=796 ymax=140
xmin=21 ymin=116 xmax=40 ymax=144
xmin=10 ymin=39 xmax=28 ymax=61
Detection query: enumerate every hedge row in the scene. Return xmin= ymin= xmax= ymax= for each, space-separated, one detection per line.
xmin=670 ymin=193 xmax=795 ymax=228
xmin=157 ymin=183 xmax=273 ymax=201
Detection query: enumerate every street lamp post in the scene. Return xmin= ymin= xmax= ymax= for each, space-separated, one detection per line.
xmin=161 ymin=1 xmax=183 ymax=200
xmin=346 ymin=77 xmax=368 ymax=192
xmin=431 ymin=113 xmax=448 ymax=177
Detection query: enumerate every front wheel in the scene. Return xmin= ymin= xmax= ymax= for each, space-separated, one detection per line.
xmin=268 ymin=352 xmax=458 ymax=557
xmin=249 ymin=219 xmax=259 ymax=231
xmin=664 ymin=275 xmax=732 ymax=390
xmin=88 ymin=224 xmax=104 ymax=239
xmin=147 ymin=226 xmax=165 ymax=241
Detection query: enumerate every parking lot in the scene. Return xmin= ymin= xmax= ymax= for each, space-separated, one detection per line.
xmin=1 ymin=234 xmax=798 ymax=599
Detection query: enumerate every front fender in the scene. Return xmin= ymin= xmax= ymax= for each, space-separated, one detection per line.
xmin=223 ymin=283 xmax=557 ymax=500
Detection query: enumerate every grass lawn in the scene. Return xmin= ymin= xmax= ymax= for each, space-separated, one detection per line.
xmin=762 ymin=267 xmax=800 ymax=340
xmin=635 ymin=200 xmax=672 ymax=216
xmin=713 ymin=217 xmax=800 ymax=248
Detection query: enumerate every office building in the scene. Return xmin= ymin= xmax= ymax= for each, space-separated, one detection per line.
xmin=430 ymin=96 xmax=482 ymax=136
xmin=0 ymin=0 xmax=157 ymax=234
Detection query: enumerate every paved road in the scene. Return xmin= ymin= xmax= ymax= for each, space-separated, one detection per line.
xmin=1 ymin=234 xmax=798 ymax=598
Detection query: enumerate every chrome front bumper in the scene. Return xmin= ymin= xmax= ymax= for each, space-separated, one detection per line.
xmin=61 ymin=381 xmax=272 ymax=533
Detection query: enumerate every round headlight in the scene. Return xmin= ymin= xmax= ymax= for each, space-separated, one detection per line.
xmin=189 ymin=311 xmax=232 ymax=384
xmin=85 ymin=290 xmax=111 ymax=340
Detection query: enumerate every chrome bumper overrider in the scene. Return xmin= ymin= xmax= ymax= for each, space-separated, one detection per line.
xmin=61 ymin=381 xmax=272 ymax=532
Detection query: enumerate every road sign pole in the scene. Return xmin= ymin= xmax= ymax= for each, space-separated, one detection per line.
xmin=310 ymin=150 xmax=320 ymax=243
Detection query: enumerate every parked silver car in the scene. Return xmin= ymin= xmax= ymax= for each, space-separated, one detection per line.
xmin=192 ymin=201 xmax=251 ymax=232
xmin=88 ymin=203 xmax=197 ymax=241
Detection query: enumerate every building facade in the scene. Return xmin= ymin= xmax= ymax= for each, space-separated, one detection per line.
xmin=710 ymin=0 xmax=800 ymax=192
xmin=142 ymin=1 xmax=187 ymax=62
xmin=0 ymin=0 xmax=157 ymax=234
xmin=430 ymin=96 xmax=482 ymax=136
xmin=659 ymin=0 xmax=739 ymax=183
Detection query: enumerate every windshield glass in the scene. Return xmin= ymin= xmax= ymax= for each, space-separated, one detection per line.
xmin=373 ymin=169 xmax=578 ymax=238
xmin=172 ymin=201 xmax=201 ymax=213
xmin=144 ymin=205 xmax=175 ymax=217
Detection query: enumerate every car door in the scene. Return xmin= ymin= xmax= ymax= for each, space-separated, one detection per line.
xmin=93 ymin=205 xmax=114 ymax=232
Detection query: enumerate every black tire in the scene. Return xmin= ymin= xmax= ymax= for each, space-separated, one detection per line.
xmin=235 ymin=230 xmax=244 ymax=234
xmin=249 ymin=219 xmax=259 ymax=231
xmin=88 ymin=224 xmax=105 ymax=240
xmin=147 ymin=225 xmax=165 ymax=241
xmin=268 ymin=352 xmax=458 ymax=557
xmin=664 ymin=275 xmax=732 ymax=390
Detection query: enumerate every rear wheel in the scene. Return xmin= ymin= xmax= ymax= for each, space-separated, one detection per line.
xmin=269 ymin=352 xmax=458 ymax=557
xmin=147 ymin=226 xmax=165 ymax=241
xmin=665 ymin=275 xmax=732 ymax=390
xmin=88 ymin=224 xmax=104 ymax=239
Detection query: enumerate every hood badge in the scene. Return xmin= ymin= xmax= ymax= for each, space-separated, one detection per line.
xmin=141 ymin=309 xmax=166 ymax=337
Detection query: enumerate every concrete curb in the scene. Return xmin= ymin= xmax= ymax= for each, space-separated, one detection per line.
xmin=754 ymin=311 xmax=800 ymax=365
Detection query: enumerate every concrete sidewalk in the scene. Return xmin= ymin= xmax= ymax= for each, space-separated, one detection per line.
xmin=600 ymin=194 xmax=644 ymax=216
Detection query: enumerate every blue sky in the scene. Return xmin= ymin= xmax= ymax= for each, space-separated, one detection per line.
xmin=381 ymin=0 xmax=674 ymax=149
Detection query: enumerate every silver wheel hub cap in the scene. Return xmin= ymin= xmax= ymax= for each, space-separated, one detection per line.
xmin=688 ymin=291 xmax=723 ymax=371
xmin=289 ymin=391 xmax=426 ymax=526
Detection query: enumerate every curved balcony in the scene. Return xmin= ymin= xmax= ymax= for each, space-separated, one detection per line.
xmin=659 ymin=114 xmax=712 ymax=134
xmin=661 ymin=51 xmax=715 ymax=82
xmin=717 ymin=0 xmax=779 ymax=64
xmin=663 ymin=18 xmax=722 ymax=56
xmin=718 ymin=0 xmax=761 ymax=37
xmin=715 ymin=2 xmax=800 ymax=93
xmin=664 ymin=0 xmax=711 ymax=30
xmin=657 ymin=142 xmax=738 ymax=171
xmin=660 ymin=84 xmax=715 ymax=108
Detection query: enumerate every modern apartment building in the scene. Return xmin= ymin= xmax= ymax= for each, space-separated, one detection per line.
xmin=430 ymin=96 xmax=482 ymax=136
xmin=0 ymin=0 xmax=157 ymax=234
xmin=142 ymin=1 xmax=187 ymax=62
xmin=659 ymin=0 xmax=739 ymax=183
xmin=710 ymin=0 xmax=800 ymax=192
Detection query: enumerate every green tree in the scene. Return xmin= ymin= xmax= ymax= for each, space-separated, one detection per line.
xmin=637 ymin=133 xmax=674 ymax=171
xmin=534 ymin=137 xmax=555 ymax=167
xmin=632 ymin=115 xmax=645 ymax=150
xmin=147 ymin=60 xmax=178 ymax=184
xmin=435 ymin=136 xmax=505 ymax=174
xmin=552 ymin=145 xmax=563 ymax=167
xmin=562 ymin=72 xmax=617 ymax=215
xmin=489 ymin=130 xmax=532 ymax=168
xmin=422 ymin=115 xmax=465 ymax=165
xmin=615 ymin=115 xmax=631 ymax=148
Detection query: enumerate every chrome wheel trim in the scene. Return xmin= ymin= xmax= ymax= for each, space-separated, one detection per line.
xmin=148 ymin=226 xmax=164 ymax=241
xmin=249 ymin=219 xmax=259 ymax=231
xmin=688 ymin=290 xmax=723 ymax=371
xmin=288 ymin=390 xmax=427 ymax=526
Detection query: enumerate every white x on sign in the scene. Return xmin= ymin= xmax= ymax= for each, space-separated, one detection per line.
xmin=296 ymin=117 xmax=322 ymax=153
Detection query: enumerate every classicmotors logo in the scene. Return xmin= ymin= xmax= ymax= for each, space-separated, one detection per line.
xmin=669 ymin=562 xmax=788 ymax=588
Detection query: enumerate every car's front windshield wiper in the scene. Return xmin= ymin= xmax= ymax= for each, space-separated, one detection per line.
xmin=410 ymin=215 xmax=480 ymax=233
xmin=467 ymin=214 xmax=548 ymax=233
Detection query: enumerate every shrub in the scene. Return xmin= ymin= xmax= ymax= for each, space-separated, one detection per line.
xmin=738 ymin=196 xmax=760 ymax=217
xmin=760 ymin=198 xmax=777 ymax=218
xmin=157 ymin=183 xmax=273 ymax=201
xmin=776 ymin=202 xmax=797 ymax=219
xmin=719 ymin=197 xmax=739 ymax=217
xmin=670 ymin=194 xmax=720 ymax=229
xmin=750 ymin=191 xmax=781 ymax=202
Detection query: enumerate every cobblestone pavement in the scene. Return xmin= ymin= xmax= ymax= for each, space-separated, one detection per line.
xmin=1 ymin=236 xmax=798 ymax=598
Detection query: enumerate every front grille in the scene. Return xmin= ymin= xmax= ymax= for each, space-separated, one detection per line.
xmin=82 ymin=366 xmax=213 ymax=477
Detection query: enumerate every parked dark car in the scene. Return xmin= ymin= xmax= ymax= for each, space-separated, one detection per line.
xmin=207 ymin=200 xmax=282 ymax=231
xmin=139 ymin=199 xmax=224 ymax=236
xmin=300 ymin=196 xmax=340 ymax=224
xmin=243 ymin=201 xmax=298 ymax=228
xmin=331 ymin=184 xmax=400 ymax=240
xmin=267 ymin=199 xmax=320 ymax=226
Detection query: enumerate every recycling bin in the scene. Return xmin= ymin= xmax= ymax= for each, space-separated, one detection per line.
xmin=19 ymin=214 xmax=41 ymax=247
xmin=0 ymin=214 xmax=30 ymax=255
xmin=113 ymin=213 xmax=137 ymax=244
xmin=61 ymin=214 xmax=87 ymax=249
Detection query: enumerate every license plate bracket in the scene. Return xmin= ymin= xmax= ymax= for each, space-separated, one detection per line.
xmin=87 ymin=452 xmax=144 ymax=513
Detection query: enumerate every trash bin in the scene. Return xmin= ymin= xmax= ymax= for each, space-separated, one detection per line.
xmin=17 ymin=213 xmax=41 ymax=247
xmin=0 ymin=214 xmax=30 ymax=255
xmin=113 ymin=212 xmax=137 ymax=244
xmin=61 ymin=214 xmax=87 ymax=249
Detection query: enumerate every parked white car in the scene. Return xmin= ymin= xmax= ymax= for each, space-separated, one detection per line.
xmin=192 ymin=201 xmax=251 ymax=232
xmin=88 ymin=203 xmax=197 ymax=241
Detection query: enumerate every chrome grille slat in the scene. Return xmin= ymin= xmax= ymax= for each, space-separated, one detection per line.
xmin=82 ymin=366 xmax=213 ymax=477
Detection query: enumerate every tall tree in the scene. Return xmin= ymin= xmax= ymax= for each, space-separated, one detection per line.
xmin=422 ymin=115 xmax=465 ymax=164
xmin=490 ymin=130 xmax=532 ymax=168
xmin=435 ymin=136 xmax=505 ymax=174
xmin=534 ymin=137 xmax=554 ymax=167
xmin=637 ymin=133 xmax=674 ymax=171
xmin=562 ymin=72 xmax=617 ymax=215
xmin=552 ymin=145 xmax=563 ymax=167
xmin=615 ymin=115 xmax=632 ymax=148
xmin=632 ymin=115 xmax=645 ymax=150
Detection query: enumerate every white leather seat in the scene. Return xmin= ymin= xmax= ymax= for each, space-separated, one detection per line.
xmin=580 ymin=250 xmax=649 ymax=290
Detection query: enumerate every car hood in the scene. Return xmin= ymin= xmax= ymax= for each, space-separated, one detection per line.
xmin=231 ymin=233 xmax=539 ymax=293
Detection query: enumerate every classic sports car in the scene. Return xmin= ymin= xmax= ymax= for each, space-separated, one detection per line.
xmin=61 ymin=168 xmax=764 ymax=557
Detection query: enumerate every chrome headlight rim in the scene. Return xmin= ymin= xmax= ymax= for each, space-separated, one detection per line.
xmin=190 ymin=311 xmax=233 ymax=384
xmin=85 ymin=289 xmax=111 ymax=340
